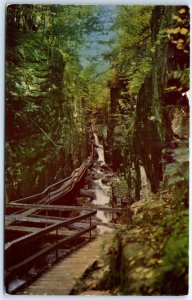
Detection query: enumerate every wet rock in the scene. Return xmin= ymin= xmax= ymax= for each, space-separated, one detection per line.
xmin=91 ymin=173 xmax=102 ymax=180
xmin=94 ymin=216 xmax=102 ymax=223
xmin=84 ymin=175 xmax=93 ymax=185
xmin=85 ymin=177 xmax=99 ymax=189
xmin=107 ymin=172 xmax=114 ymax=178
xmin=76 ymin=196 xmax=92 ymax=205
xmin=92 ymin=163 xmax=99 ymax=168
xmin=100 ymin=164 xmax=112 ymax=172
xmin=84 ymin=197 xmax=92 ymax=203
xmin=80 ymin=188 xmax=96 ymax=199
xmin=89 ymin=180 xmax=101 ymax=189
xmin=101 ymin=175 xmax=112 ymax=185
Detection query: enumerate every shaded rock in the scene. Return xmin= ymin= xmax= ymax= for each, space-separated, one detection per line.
xmin=107 ymin=172 xmax=114 ymax=178
xmin=84 ymin=176 xmax=93 ymax=186
xmin=93 ymin=216 xmax=102 ymax=223
xmin=80 ymin=188 xmax=96 ymax=199
xmin=93 ymin=181 xmax=103 ymax=190
xmin=131 ymin=199 xmax=164 ymax=214
xmin=91 ymin=173 xmax=102 ymax=180
xmin=101 ymin=175 xmax=112 ymax=185
xmin=84 ymin=175 xmax=99 ymax=189
xmin=88 ymin=179 xmax=101 ymax=189
xmin=75 ymin=196 xmax=85 ymax=205
xmin=100 ymin=164 xmax=111 ymax=172
xmin=76 ymin=196 xmax=92 ymax=205
xmin=130 ymin=195 xmax=172 ymax=221
xmin=115 ymin=207 xmax=133 ymax=224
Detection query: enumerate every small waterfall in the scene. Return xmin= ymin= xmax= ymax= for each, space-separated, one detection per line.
xmin=93 ymin=133 xmax=105 ymax=163
xmin=88 ymin=132 xmax=113 ymax=233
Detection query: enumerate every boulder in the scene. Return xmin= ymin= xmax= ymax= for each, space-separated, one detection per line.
xmin=100 ymin=164 xmax=111 ymax=172
xmin=130 ymin=196 xmax=172 ymax=220
xmin=91 ymin=173 xmax=102 ymax=180
xmin=85 ymin=176 xmax=98 ymax=189
xmin=101 ymin=175 xmax=112 ymax=185
xmin=80 ymin=188 xmax=96 ymax=199
xmin=76 ymin=196 xmax=92 ymax=205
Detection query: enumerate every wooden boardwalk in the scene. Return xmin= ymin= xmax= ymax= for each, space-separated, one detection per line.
xmin=18 ymin=235 xmax=107 ymax=295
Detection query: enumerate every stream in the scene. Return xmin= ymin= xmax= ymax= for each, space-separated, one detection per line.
xmin=89 ymin=132 xmax=113 ymax=233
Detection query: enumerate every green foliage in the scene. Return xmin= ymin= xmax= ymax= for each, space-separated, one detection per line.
xmin=108 ymin=5 xmax=153 ymax=95
xmin=97 ymin=193 xmax=188 ymax=295
xmin=167 ymin=7 xmax=190 ymax=53
xmin=6 ymin=5 xmax=102 ymax=200
xmin=111 ymin=176 xmax=129 ymax=203
xmin=166 ymin=6 xmax=190 ymax=91
xmin=164 ymin=147 xmax=189 ymax=209
xmin=80 ymin=65 xmax=110 ymax=113
xmin=128 ymin=56 xmax=152 ymax=95
xmin=98 ymin=231 xmax=123 ymax=291
xmin=153 ymin=210 xmax=188 ymax=295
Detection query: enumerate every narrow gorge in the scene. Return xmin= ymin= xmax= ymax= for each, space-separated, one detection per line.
xmin=5 ymin=4 xmax=189 ymax=296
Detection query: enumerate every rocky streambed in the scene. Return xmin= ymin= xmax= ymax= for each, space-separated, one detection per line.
xmin=75 ymin=133 xmax=117 ymax=233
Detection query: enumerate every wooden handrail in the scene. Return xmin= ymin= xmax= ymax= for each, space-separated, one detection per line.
xmin=10 ymin=145 xmax=94 ymax=204
xmin=5 ymin=209 xmax=97 ymax=292
xmin=5 ymin=145 xmax=97 ymax=293
xmin=7 ymin=203 xmax=129 ymax=213
xmin=5 ymin=225 xmax=96 ymax=282
xmin=5 ymin=210 xmax=96 ymax=251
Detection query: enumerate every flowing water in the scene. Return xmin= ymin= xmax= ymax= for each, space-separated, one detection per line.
xmin=91 ymin=133 xmax=113 ymax=233
xmin=93 ymin=133 xmax=105 ymax=162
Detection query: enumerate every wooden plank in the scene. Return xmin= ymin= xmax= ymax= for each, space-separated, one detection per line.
xmin=5 ymin=215 xmax=60 ymax=225
xmin=30 ymin=214 xmax=69 ymax=221
xmin=5 ymin=226 xmax=41 ymax=234
xmin=30 ymin=214 xmax=126 ymax=229
xmin=5 ymin=225 xmax=96 ymax=281
xmin=6 ymin=225 xmax=74 ymax=237
xmin=7 ymin=203 xmax=128 ymax=213
xmin=5 ymin=213 xmax=124 ymax=236
xmin=5 ymin=210 xmax=96 ymax=251
xmin=5 ymin=208 xmax=37 ymax=226
xmin=7 ymin=203 xmax=93 ymax=212
xmin=18 ymin=236 xmax=105 ymax=295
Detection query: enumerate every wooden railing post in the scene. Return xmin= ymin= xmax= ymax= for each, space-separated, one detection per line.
xmin=46 ymin=210 xmax=48 ymax=227
xmin=48 ymin=190 xmax=50 ymax=204
xmin=56 ymin=228 xmax=58 ymax=261
xmin=89 ymin=216 xmax=92 ymax=240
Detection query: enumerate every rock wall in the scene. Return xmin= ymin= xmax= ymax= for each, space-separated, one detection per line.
xmin=106 ymin=6 xmax=189 ymax=195
xmin=6 ymin=26 xmax=89 ymax=201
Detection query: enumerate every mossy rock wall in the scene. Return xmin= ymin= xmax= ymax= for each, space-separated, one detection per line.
xmin=6 ymin=30 xmax=89 ymax=201
xmin=134 ymin=6 xmax=188 ymax=193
